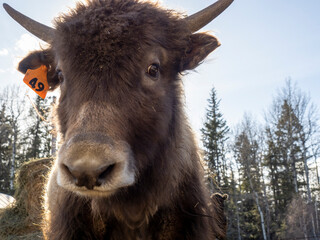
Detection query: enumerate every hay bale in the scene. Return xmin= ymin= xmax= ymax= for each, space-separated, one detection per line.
xmin=0 ymin=158 xmax=53 ymax=240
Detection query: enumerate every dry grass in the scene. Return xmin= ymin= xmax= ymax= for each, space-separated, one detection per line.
xmin=0 ymin=158 xmax=53 ymax=240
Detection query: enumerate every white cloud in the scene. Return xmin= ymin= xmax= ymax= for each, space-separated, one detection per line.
xmin=0 ymin=49 xmax=9 ymax=56
xmin=11 ymin=33 xmax=49 ymax=71
xmin=12 ymin=56 xmax=22 ymax=71
xmin=14 ymin=33 xmax=45 ymax=54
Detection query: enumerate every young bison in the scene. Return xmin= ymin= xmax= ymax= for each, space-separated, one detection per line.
xmin=4 ymin=0 xmax=233 ymax=239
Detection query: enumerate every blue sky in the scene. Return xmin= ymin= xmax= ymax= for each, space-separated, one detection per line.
xmin=0 ymin=0 xmax=319 ymax=140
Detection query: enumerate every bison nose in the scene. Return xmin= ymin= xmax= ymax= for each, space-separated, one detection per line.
xmin=62 ymin=163 xmax=116 ymax=190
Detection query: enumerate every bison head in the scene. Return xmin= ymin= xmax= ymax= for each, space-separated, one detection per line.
xmin=4 ymin=0 xmax=232 ymax=198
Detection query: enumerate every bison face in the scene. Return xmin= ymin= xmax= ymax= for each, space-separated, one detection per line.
xmin=51 ymin=41 xmax=180 ymax=197
xmin=13 ymin=0 xmax=221 ymax=198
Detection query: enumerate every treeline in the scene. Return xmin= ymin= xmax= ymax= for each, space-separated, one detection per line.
xmin=0 ymin=86 xmax=55 ymax=195
xmin=202 ymin=80 xmax=320 ymax=239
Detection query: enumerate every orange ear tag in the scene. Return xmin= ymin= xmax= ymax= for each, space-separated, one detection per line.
xmin=23 ymin=65 xmax=49 ymax=99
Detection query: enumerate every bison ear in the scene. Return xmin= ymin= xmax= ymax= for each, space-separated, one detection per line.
xmin=211 ymin=193 xmax=228 ymax=203
xmin=18 ymin=49 xmax=60 ymax=91
xmin=180 ymin=33 xmax=220 ymax=71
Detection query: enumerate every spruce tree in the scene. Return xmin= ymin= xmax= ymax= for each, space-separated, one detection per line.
xmin=1 ymin=86 xmax=26 ymax=191
xmin=0 ymin=104 xmax=12 ymax=194
xmin=263 ymin=80 xmax=320 ymax=237
xmin=24 ymin=96 xmax=53 ymax=160
xmin=233 ymin=116 xmax=267 ymax=240
xmin=201 ymin=86 xmax=229 ymax=191
xmin=226 ymin=163 xmax=242 ymax=239
xmin=264 ymin=100 xmax=304 ymax=235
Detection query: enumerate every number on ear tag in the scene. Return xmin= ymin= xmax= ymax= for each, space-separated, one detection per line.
xmin=23 ymin=65 xmax=49 ymax=99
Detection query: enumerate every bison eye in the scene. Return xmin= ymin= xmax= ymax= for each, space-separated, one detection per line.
xmin=57 ymin=70 xmax=64 ymax=83
xmin=147 ymin=64 xmax=160 ymax=79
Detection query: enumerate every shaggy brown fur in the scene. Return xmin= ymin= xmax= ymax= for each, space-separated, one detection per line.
xmin=18 ymin=0 xmax=225 ymax=239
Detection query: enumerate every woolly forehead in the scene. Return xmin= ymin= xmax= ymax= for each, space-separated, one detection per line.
xmin=52 ymin=0 xmax=190 ymax=73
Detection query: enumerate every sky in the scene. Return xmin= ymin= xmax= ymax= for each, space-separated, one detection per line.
xmin=0 ymin=0 xmax=320 ymax=141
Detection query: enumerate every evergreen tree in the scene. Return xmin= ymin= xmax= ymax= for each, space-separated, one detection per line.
xmin=233 ymin=116 xmax=267 ymax=240
xmin=1 ymin=86 xmax=26 ymax=191
xmin=24 ymin=96 xmax=53 ymax=160
xmin=201 ymin=86 xmax=229 ymax=191
xmin=0 ymin=104 xmax=12 ymax=194
xmin=225 ymin=162 xmax=242 ymax=239
xmin=264 ymin=80 xmax=320 ymax=237
xmin=265 ymin=101 xmax=304 ymax=236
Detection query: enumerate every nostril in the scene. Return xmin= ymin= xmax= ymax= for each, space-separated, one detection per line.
xmin=62 ymin=164 xmax=82 ymax=185
xmin=96 ymin=163 xmax=116 ymax=186
xmin=61 ymin=164 xmax=92 ymax=188
xmin=62 ymin=164 xmax=75 ymax=179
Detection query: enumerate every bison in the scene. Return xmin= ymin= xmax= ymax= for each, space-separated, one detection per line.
xmin=3 ymin=0 xmax=233 ymax=239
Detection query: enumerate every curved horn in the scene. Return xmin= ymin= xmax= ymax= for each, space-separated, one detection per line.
xmin=3 ymin=3 xmax=54 ymax=43
xmin=186 ymin=0 xmax=234 ymax=32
